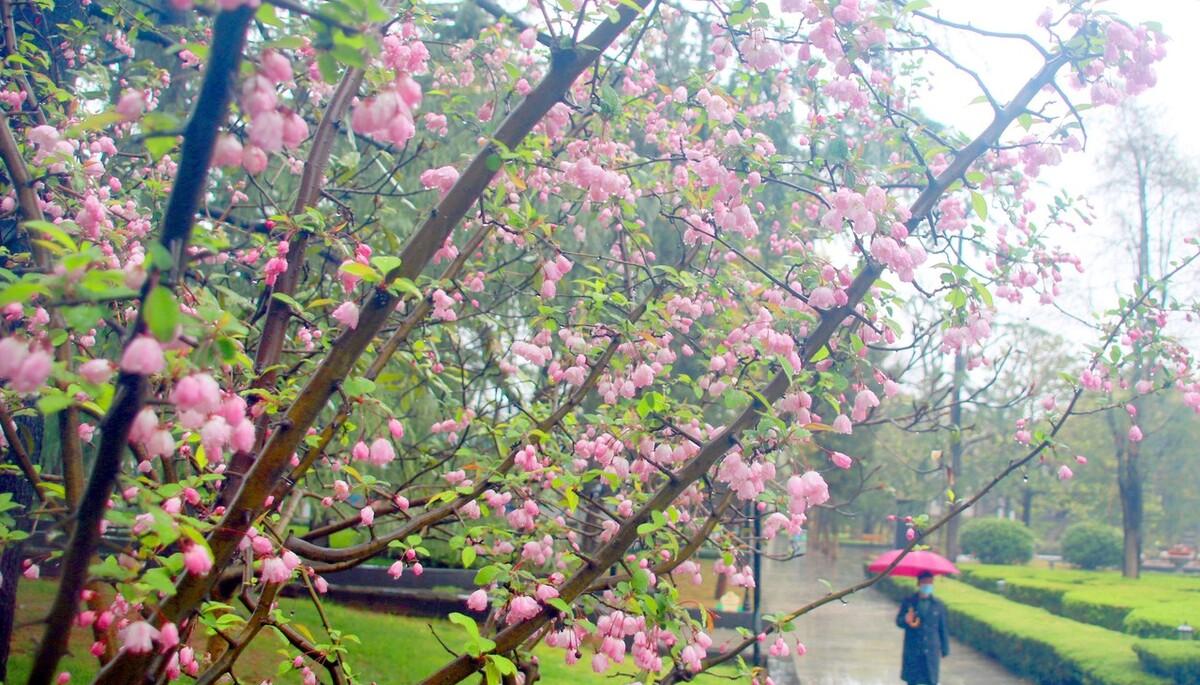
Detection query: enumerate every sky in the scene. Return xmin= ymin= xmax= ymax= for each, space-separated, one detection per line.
xmin=908 ymin=0 xmax=1200 ymax=346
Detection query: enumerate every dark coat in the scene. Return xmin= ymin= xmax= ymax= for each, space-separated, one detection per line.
xmin=895 ymin=593 xmax=950 ymax=684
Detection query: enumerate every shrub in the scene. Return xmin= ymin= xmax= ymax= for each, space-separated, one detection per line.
xmin=959 ymin=518 xmax=1036 ymax=565
xmin=1062 ymin=523 xmax=1124 ymax=570
xmin=1134 ymin=640 xmax=1200 ymax=685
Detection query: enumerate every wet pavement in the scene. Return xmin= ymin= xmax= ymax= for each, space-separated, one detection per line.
xmin=750 ymin=546 xmax=1029 ymax=685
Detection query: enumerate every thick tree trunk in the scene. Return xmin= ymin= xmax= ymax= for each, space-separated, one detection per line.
xmin=1118 ymin=441 xmax=1143 ymax=578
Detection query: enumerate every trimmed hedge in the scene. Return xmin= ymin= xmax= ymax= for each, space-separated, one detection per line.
xmin=1133 ymin=640 xmax=1200 ymax=684
xmin=1126 ymin=602 xmax=1200 ymax=639
xmin=959 ymin=518 xmax=1036 ymax=564
xmin=875 ymin=575 xmax=1169 ymax=685
xmin=959 ymin=563 xmax=1200 ymax=638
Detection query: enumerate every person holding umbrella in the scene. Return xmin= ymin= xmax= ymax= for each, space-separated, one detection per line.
xmin=895 ymin=571 xmax=950 ymax=685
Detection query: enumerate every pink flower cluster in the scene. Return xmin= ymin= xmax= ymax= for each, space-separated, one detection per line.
xmin=0 ymin=337 xmax=53 ymax=393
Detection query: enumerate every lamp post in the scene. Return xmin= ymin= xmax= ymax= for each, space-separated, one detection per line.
xmin=1178 ymin=624 xmax=1193 ymax=641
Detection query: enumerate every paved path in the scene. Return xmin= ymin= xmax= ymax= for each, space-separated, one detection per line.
xmin=754 ymin=547 xmax=1028 ymax=685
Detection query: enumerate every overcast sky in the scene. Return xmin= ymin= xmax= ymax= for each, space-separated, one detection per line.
xmin=909 ymin=1 xmax=1200 ymax=345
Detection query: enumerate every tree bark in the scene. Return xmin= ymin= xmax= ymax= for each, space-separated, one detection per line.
xmin=0 ymin=408 xmax=41 ymax=681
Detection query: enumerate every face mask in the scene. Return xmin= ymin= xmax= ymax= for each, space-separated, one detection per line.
xmin=919 ymin=584 xmax=934 ymax=597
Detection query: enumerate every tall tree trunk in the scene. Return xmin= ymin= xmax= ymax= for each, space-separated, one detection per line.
xmin=1021 ymin=487 xmax=1034 ymax=528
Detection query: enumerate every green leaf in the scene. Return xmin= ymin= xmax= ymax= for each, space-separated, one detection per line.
xmin=489 ymin=655 xmax=517 ymax=676
xmin=474 ymin=565 xmax=500 ymax=586
xmin=547 ymin=597 xmax=571 ymax=614
xmin=485 ymin=154 xmax=502 ymax=172
xmin=271 ymin=292 xmax=305 ymax=313
xmin=144 ymin=286 xmax=180 ymax=342
xmin=141 ymin=567 xmax=177 ymax=597
xmin=371 ymin=256 xmax=402 ymax=275
xmin=340 ymin=261 xmax=381 ymax=283
xmin=342 ymin=376 xmax=376 ymax=397
xmin=37 ymin=392 xmax=73 ymax=415
xmin=0 ymin=280 xmax=49 ymax=306
xmin=22 ymin=220 xmax=76 ymax=251
xmin=461 ymin=546 xmax=477 ymax=568
xmin=447 ymin=612 xmax=480 ymax=639
xmin=809 ymin=345 xmax=830 ymax=362
xmin=145 ymin=135 xmax=178 ymax=160
xmin=970 ymin=191 xmax=988 ymax=221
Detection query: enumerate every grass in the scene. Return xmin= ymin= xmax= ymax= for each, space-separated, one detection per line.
xmin=6 ymin=580 xmax=739 ymax=684
xmin=878 ymin=575 xmax=1170 ymax=685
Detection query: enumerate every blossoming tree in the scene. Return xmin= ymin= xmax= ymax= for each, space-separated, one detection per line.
xmin=0 ymin=0 xmax=1194 ymax=683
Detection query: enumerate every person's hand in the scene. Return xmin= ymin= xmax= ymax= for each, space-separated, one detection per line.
xmin=905 ymin=608 xmax=920 ymax=628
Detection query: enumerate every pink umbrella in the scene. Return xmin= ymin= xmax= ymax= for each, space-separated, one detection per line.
xmin=867 ymin=549 xmax=960 ymax=577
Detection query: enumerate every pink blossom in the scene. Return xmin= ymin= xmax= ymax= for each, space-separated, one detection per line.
xmin=242 ymin=145 xmax=268 ymax=174
xmin=1057 ymin=465 xmax=1074 ymax=481
xmin=261 ymin=50 xmax=293 ymax=84
xmin=467 ymin=589 xmax=489 ymax=611
xmin=116 ymin=90 xmax=145 ymax=120
xmin=808 ymin=286 xmax=836 ymax=309
xmin=183 ymin=544 xmax=213 ymax=576
xmin=388 ymin=561 xmax=404 ymax=579
xmin=360 ymin=506 xmax=375 ymax=526
xmin=171 ymin=374 xmax=222 ymax=414
xmin=23 ymin=563 xmax=39 ymax=579
xmin=249 ymin=110 xmax=284 ymax=152
xmin=230 ymin=419 xmax=255 ymax=453
xmin=158 ymin=622 xmax=179 ymax=652
xmin=79 ymin=359 xmax=114 ymax=384
xmin=831 ymin=414 xmax=852 ymax=434
xmin=420 ymin=165 xmax=459 ymax=196
xmin=0 ymin=337 xmax=29 ymax=379
xmin=388 ymin=418 xmax=405 ymax=439
xmin=260 ymin=556 xmax=291 ymax=583
xmin=506 ymin=595 xmax=541 ymax=624
xmin=369 ymin=438 xmax=396 ymax=466
xmin=1128 ymin=425 xmax=1143 ymax=442
xmin=1075 ymin=455 xmax=1088 ymax=465
xmin=332 ymin=301 xmax=360 ymax=329
xmin=631 ymin=363 xmax=656 ymax=388
xmin=830 ymin=451 xmax=853 ymax=469
xmin=120 ymin=621 xmax=159 ymax=654
xmin=519 ymin=27 xmax=537 ymax=49
xmin=212 ymin=134 xmax=243 ymax=167
xmin=121 ymin=336 xmax=165 ymax=375
xmin=282 ymin=111 xmax=308 ymax=148
xmin=11 ymin=349 xmax=52 ymax=392
xmin=352 ymin=441 xmax=369 ymax=461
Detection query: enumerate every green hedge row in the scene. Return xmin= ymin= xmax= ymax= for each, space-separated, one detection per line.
xmin=875 ymin=575 xmax=1168 ymax=685
xmin=959 ymin=564 xmax=1200 ymax=638
xmin=1133 ymin=640 xmax=1200 ymax=684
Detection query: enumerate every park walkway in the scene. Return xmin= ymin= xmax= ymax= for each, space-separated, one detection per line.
xmin=756 ymin=546 xmax=1028 ymax=685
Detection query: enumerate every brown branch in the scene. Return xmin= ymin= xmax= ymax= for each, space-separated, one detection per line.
xmin=29 ymin=8 xmax=257 ymax=685
xmin=193 ymin=582 xmax=282 ymax=685
xmin=417 ymin=35 xmax=1079 ymax=685
xmin=674 ymin=250 xmax=1200 ymax=682
xmin=93 ymin=4 xmax=651 ymax=682
xmin=0 ymin=404 xmax=47 ymax=503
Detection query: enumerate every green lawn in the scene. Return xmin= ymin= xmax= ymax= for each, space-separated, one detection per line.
xmin=6 ymin=580 xmax=740 ymax=684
